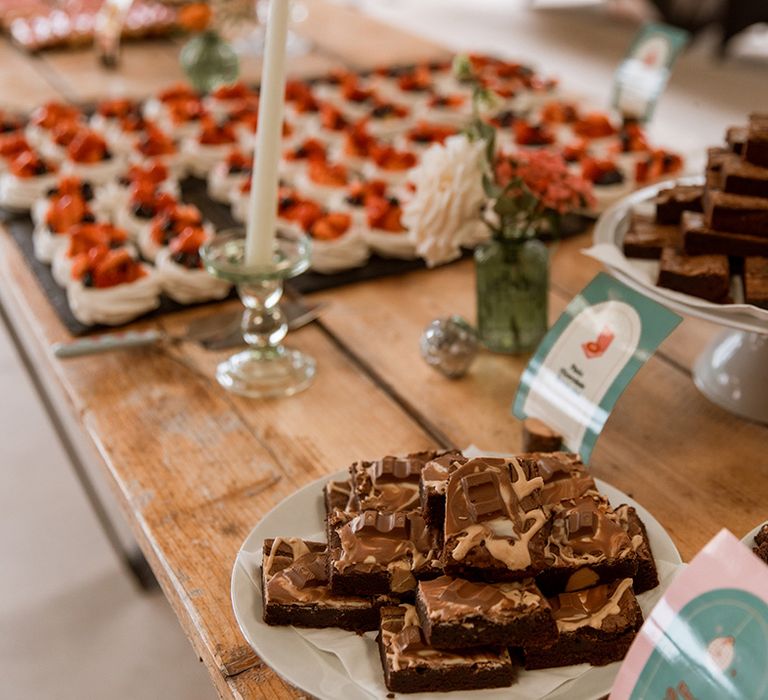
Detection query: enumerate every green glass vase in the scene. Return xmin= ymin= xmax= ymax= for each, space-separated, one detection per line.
xmin=180 ymin=30 xmax=240 ymax=93
xmin=475 ymin=236 xmax=549 ymax=354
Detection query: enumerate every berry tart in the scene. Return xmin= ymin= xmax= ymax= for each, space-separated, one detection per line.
xmin=62 ymin=130 xmax=123 ymax=184
xmin=204 ymin=81 xmax=258 ymax=118
xmin=182 ymin=117 xmax=239 ymax=177
xmin=32 ymin=172 xmax=95 ymax=227
xmin=222 ymin=99 xmax=261 ymax=150
xmin=0 ymin=133 xmax=33 ymax=174
xmin=0 ymin=150 xmax=59 ymax=211
xmin=114 ymin=183 xmax=177 ymax=240
xmin=94 ymin=160 xmax=179 ymax=217
xmin=363 ymin=100 xmax=411 ymax=138
xmin=207 ymin=149 xmax=252 ymax=203
xmin=52 ymin=222 xmax=131 ymax=288
xmin=131 ymin=123 xmax=186 ymax=177
xmin=398 ymin=121 xmax=458 ymax=152
xmin=33 ymin=181 xmax=96 ymax=263
xmin=363 ymin=144 xmax=417 ymax=187
xmin=89 ymin=98 xmax=141 ymax=138
xmin=294 ymin=159 xmax=351 ymax=204
xmin=281 ymin=137 xmax=327 ymax=181
xmin=67 ymin=245 xmax=160 ymax=326
xmin=332 ymin=123 xmax=380 ymax=172
xmin=158 ymin=96 xmax=208 ymax=141
xmin=142 ymin=83 xmax=198 ymax=122
xmin=39 ymin=120 xmax=82 ymax=163
xmin=155 ymin=226 xmax=231 ymax=303
xmin=140 ymin=202 xmax=213 ymax=262
xmin=25 ymin=101 xmax=83 ymax=151
xmin=424 ymin=92 xmax=471 ymax=127
xmin=580 ymin=156 xmax=632 ymax=211
xmin=362 ymin=193 xmax=416 ymax=259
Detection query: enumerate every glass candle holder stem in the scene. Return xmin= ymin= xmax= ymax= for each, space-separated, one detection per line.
xmin=239 ymin=279 xmax=287 ymax=350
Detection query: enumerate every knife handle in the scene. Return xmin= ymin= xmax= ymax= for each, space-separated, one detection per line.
xmin=52 ymin=329 xmax=164 ymax=359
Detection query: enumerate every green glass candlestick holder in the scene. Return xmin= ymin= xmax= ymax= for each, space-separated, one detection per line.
xmin=200 ymin=228 xmax=316 ymax=398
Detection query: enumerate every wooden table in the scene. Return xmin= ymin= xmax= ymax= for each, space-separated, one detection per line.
xmin=2 ymin=3 xmax=768 ymax=698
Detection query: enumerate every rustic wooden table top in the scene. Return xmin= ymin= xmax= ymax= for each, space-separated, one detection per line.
xmin=2 ymin=3 xmax=767 ymax=698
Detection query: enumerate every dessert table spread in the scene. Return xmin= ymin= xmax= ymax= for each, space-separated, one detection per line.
xmin=2 ymin=2 xmax=768 ymax=698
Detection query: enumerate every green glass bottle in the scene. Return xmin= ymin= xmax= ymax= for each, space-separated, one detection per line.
xmin=180 ymin=30 xmax=240 ymax=93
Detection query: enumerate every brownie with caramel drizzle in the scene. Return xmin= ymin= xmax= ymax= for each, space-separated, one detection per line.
xmin=261 ymin=538 xmax=396 ymax=631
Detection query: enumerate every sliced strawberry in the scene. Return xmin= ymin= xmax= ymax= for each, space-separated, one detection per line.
xmin=308 ymin=160 xmax=348 ymax=187
xmin=572 ymin=112 xmax=617 ymax=139
xmin=311 ymin=212 xmax=351 ymax=241
xmin=67 ymin=130 xmax=109 ymax=163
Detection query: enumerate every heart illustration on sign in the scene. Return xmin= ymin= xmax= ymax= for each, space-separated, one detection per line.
xmin=582 ymin=327 xmax=615 ymax=359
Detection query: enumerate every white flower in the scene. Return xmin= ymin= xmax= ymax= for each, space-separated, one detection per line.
xmin=403 ymin=134 xmax=488 ymax=268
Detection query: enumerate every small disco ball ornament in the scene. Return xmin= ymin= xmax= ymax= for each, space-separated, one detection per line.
xmin=420 ymin=315 xmax=479 ymax=379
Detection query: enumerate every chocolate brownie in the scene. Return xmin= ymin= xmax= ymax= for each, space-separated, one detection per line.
xmin=441 ymin=456 xmax=549 ymax=583
xmin=682 ymin=211 xmax=768 ymax=257
xmin=416 ymin=575 xmax=557 ymax=649
xmin=521 ymin=578 xmax=643 ymax=669
xmin=614 ymin=503 xmax=659 ymax=593
xmin=324 ymin=478 xmax=353 ymax=515
xmin=753 ymin=524 xmax=768 ymax=564
xmin=657 ymin=246 xmax=730 ymax=302
xmin=261 ymin=538 xmax=396 ymax=631
xmin=378 ymin=604 xmax=516 ymax=693
xmin=328 ymin=509 xmax=442 ymax=596
xmin=744 ymin=127 xmax=768 ymax=168
xmin=721 ymin=156 xmax=768 ymax=198
xmin=521 ymin=417 xmax=562 ymax=453
xmin=349 ymin=450 xmax=451 ymax=513
xmin=653 ymin=184 xmax=703 ymax=225
xmin=726 ymin=125 xmax=747 ymax=155
xmin=622 ymin=213 xmax=678 ymax=260
xmin=704 ymin=190 xmax=768 ymax=237
xmin=520 ymin=452 xmax=598 ymax=511
xmin=419 ymin=451 xmax=468 ymax=527
xmin=745 ymin=256 xmax=768 ymax=308
xmin=537 ymin=495 xmax=639 ymax=594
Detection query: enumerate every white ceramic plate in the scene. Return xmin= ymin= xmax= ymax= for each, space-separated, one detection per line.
xmin=231 ymin=469 xmax=681 ymax=700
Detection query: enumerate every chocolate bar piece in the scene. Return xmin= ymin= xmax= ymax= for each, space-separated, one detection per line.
xmin=349 ymin=450 xmax=448 ymax=513
xmin=721 ymin=157 xmax=768 ymax=198
xmin=538 ymin=496 xmax=638 ymax=594
xmin=753 ymin=524 xmax=768 ymax=565
xmin=653 ymin=184 xmax=703 ymax=225
xmin=416 ymin=575 xmax=557 ymax=649
xmin=745 ymin=256 xmax=768 ymax=308
xmin=261 ymin=538 xmax=395 ymax=631
xmin=622 ymin=213 xmax=678 ymax=260
xmin=419 ymin=451 xmax=468 ymax=527
xmin=614 ymin=504 xmax=659 ymax=593
xmin=726 ymin=125 xmax=747 ymax=155
xmin=521 ymin=452 xmax=598 ymax=510
xmin=683 ymin=211 xmax=768 ymax=257
xmin=522 ymin=578 xmax=643 ymax=669
xmin=657 ymin=246 xmax=730 ymax=303
xmin=328 ymin=509 xmax=442 ymax=596
xmin=521 ymin=417 xmax=562 ymax=453
xmin=442 ymin=457 xmax=548 ymax=582
xmin=378 ymin=604 xmax=516 ymax=693
xmin=705 ymin=190 xmax=768 ymax=237
xmin=744 ymin=127 xmax=768 ymax=168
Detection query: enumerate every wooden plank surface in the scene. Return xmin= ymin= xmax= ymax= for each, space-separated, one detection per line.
xmin=0 ymin=42 xmax=64 ymax=110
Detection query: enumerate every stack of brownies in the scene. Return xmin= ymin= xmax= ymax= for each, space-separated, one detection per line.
xmin=622 ymin=112 xmax=768 ymax=308
xmin=260 ymin=450 xmax=659 ymax=693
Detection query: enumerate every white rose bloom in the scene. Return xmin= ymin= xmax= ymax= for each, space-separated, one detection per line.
xmin=402 ymin=134 xmax=487 ymax=268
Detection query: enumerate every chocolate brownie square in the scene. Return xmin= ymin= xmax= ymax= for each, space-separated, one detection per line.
xmin=441 ymin=456 xmax=549 ymax=583
xmin=378 ymin=604 xmax=516 ymax=693
xmin=682 ymin=211 xmax=768 ymax=257
xmin=704 ymin=190 xmax=768 ymax=237
xmin=726 ymin=125 xmax=747 ymax=155
xmin=653 ymin=184 xmax=703 ymax=225
xmin=721 ymin=157 xmax=768 ymax=198
xmin=753 ymin=524 xmax=768 ymax=565
xmin=614 ymin=504 xmax=659 ymax=593
xmin=622 ymin=213 xmax=678 ymax=260
xmin=261 ymin=538 xmax=396 ymax=631
xmin=520 ymin=452 xmax=598 ymax=511
xmin=537 ymin=495 xmax=639 ymax=594
xmin=521 ymin=417 xmax=563 ymax=453
xmin=521 ymin=578 xmax=643 ymax=669
xmin=657 ymin=246 xmax=730 ymax=302
xmin=416 ymin=575 xmax=557 ymax=649
xmin=328 ymin=509 xmax=442 ymax=596
xmin=419 ymin=451 xmax=468 ymax=527
xmin=745 ymin=257 xmax=768 ymax=308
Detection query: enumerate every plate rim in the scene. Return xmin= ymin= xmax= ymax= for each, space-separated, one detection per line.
xmin=230 ymin=468 xmax=682 ymax=700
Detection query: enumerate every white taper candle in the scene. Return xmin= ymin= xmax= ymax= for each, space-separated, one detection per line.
xmin=245 ymin=0 xmax=291 ymax=265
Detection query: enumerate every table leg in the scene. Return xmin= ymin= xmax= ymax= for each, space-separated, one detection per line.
xmin=0 ymin=300 xmax=158 ymax=591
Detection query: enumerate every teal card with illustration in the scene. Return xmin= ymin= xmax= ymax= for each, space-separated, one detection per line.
xmin=611 ymin=529 xmax=768 ymax=699
xmin=612 ymin=22 xmax=690 ymax=121
xmin=513 ymin=272 xmax=681 ymax=462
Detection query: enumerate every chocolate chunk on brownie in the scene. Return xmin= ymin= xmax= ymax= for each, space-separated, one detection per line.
xmin=721 ymin=156 xmax=768 ymax=198
xmin=261 ymin=538 xmax=396 ymax=631
xmin=349 ymin=450 xmax=450 ymax=513
xmin=521 ymin=417 xmax=562 ymax=453
xmin=657 ymin=246 xmax=730 ymax=302
xmin=745 ymin=257 xmax=768 ymax=308
xmin=753 ymin=524 xmax=768 ymax=564
xmin=419 ymin=451 xmax=468 ymax=527
xmin=522 ymin=578 xmax=643 ymax=669
xmin=442 ymin=457 xmax=548 ymax=583
xmin=328 ymin=509 xmax=442 ymax=596
xmin=704 ymin=190 xmax=768 ymax=237
xmin=520 ymin=452 xmax=598 ymax=511
xmin=683 ymin=211 xmax=768 ymax=257
xmin=537 ymin=495 xmax=638 ymax=595
xmin=614 ymin=504 xmax=659 ymax=593
xmin=653 ymin=184 xmax=703 ymax=225
xmin=623 ymin=213 xmax=678 ymax=259
xmin=416 ymin=575 xmax=557 ymax=649
xmin=378 ymin=604 xmax=516 ymax=693
xmin=324 ymin=479 xmax=354 ymax=515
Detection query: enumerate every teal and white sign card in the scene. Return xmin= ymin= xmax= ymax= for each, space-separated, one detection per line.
xmin=513 ymin=272 xmax=681 ymax=462
xmin=611 ymin=529 xmax=768 ymax=700
xmin=612 ymin=22 xmax=689 ymax=122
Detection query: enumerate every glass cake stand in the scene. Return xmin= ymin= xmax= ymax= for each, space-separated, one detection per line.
xmin=592 ymin=177 xmax=768 ymax=425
